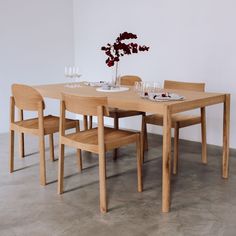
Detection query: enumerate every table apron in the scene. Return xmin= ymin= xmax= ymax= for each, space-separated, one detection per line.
xmin=169 ymin=95 xmax=225 ymax=114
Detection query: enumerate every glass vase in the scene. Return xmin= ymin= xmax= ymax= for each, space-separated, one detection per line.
xmin=112 ymin=62 xmax=121 ymax=87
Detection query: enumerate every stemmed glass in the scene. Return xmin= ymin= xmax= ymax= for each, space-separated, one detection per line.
xmin=134 ymin=81 xmax=161 ymax=96
xmin=65 ymin=66 xmax=82 ymax=88
xmin=134 ymin=81 xmax=143 ymax=94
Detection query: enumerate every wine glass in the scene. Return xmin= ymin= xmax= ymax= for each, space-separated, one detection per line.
xmin=134 ymin=81 xmax=143 ymax=95
xmin=150 ymin=82 xmax=161 ymax=93
xmin=73 ymin=67 xmax=82 ymax=87
xmin=65 ymin=66 xmax=72 ymax=87
xmin=65 ymin=66 xmax=82 ymax=88
xmin=135 ymin=81 xmax=161 ymax=97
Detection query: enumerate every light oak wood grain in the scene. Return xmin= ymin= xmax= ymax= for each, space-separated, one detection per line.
xmin=144 ymin=80 xmax=207 ymax=174
xmin=34 ymin=82 xmax=229 ymax=213
xmin=162 ymin=105 xmax=172 ymax=213
xmin=10 ymin=84 xmax=78 ymax=186
xmin=18 ymin=109 xmax=25 ymax=158
xmin=58 ymin=94 xmax=143 ymax=213
xmin=34 ymin=83 xmax=224 ymax=114
xmin=90 ymin=75 xmax=146 ymax=160
xmin=222 ymin=94 xmax=230 ymax=178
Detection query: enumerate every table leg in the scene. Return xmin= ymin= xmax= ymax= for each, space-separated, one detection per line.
xmin=222 ymin=94 xmax=230 ymax=179
xmin=162 ymin=105 xmax=172 ymax=213
xmin=83 ymin=115 xmax=88 ymax=130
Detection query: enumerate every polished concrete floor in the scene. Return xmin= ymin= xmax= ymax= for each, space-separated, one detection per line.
xmin=0 ymin=132 xmax=236 ymax=236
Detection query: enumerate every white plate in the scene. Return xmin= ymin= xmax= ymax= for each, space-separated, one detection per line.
xmin=96 ymin=87 xmax=129 ymax=93
xmin=148 ymin=93 xmax=185 ymax=101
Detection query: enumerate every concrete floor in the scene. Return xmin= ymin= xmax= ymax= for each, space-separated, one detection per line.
xmin=0 ymin=132 xmax=236 ymax=236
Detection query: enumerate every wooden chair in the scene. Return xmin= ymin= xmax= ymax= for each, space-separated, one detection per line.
xmin=58 ymin=93 xmax=143 ymax=213
xmin=90 ymin=75 xmax=148 ymax=159
xmin=10 ymin=84 xmax=79 ymax=186
xmin=142 ymin=80 xmax=207 ymax=174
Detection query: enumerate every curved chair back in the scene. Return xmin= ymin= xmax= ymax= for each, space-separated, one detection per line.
xmin=120 ymin=75 xmax=142 ymax=86
xmin=62 ymin=93 xmax=109 ymax=117
xmin=164 ymin=80 xmax=205 ymax=92
xmin=12 ymin=84 xmax=45 ymax=111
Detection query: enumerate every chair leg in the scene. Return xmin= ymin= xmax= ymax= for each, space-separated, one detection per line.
xmin=137 ymin=135 xmax=143 ymax=192
xmin=49 ymin=134 xmax=55 ymax=162
xmin=99 ymin=152 xmax=107 ymax=213
xmin=75 ymin=120 xmax=83 ymax=172
xmin=10 ymin=130 xmax=15 ymax=173
xmin=75 ymin=120 xmax=80 ymax=132
xmin=18 ymin=109 xmax=25 ymax=158
xmin=39 ymin=135 xmax=46 ymax=186
xmin=201 ymin=107 xmax=207 ymax=164
xmin=77 ymin=149 xmax=82 ymax=172
xmin=58 ymin=144 xmax=65 ymax=194
xmin=142 ymin=114 xmax=148 ymax=151
xmin=83 ymin=115 xmax=88 ymax=130
xmin=19 ymin=133 xmax=25 ymax=158
xmin=141 ymin=116 xmax=146 ymax=164
xmin=173 ymin=123 xmax=179 ymax=175
xmin=89 ymin=116 xmax=93 ymax=129
xmin=113 ymin=116 xmax=119 ymax=160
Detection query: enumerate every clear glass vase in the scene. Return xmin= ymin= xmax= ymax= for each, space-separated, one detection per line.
xmin=112 ymin=62 xmax=121 ymax=87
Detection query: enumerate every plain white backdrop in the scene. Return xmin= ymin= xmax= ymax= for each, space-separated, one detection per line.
xmin=0 ymin=0 xmax=235 ymax=148
xmin=0 ymin=0 xmax=75 ymax=124
xmin=74 ymin=0 xmax=236 ymax=148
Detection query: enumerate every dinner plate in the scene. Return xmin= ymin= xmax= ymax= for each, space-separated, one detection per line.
xmin=96 ymin=87 xmax=129 ymax=93
xmin=148 ymin=93 xmax=185 ymax=101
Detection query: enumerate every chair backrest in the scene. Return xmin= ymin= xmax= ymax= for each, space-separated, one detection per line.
xmin=120 ymin=75 xmax=142 ymax=86
xmin=61 ymin=94 xmax=109 ymax=145
xmin=62 ymin=93 xmax=109 ymax=116
xmin=12 ymin=84 xmax=45 ymax=111
xmin=164 ymin=80 xmax=205 ymax=92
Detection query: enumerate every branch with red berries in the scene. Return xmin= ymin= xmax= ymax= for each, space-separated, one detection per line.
xmin=101 ymin=32 xmax=150 ymax=67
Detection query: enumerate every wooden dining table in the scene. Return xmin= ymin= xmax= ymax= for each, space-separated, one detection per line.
xmin=34 ymin=83 xmax=230 ymax=213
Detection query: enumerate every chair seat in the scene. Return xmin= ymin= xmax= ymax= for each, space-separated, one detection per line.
xmin=145 ymin=113 xmax=201 ymax=128
xmin=61 ymin=127 xmax=138 ymax=153
xmin=13 ymin=115 xmax=77 ymax=135
xmin=108 ymin=108 xmax=144 ymax=118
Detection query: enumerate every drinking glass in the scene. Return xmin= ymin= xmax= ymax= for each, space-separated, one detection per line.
xmin=65 ymin=66 xmax=72 ymax=87
xmin=134 ymin=81 xmax=142 ymax=94
xmin=150 ymin=82 xmax=161 ymax=93
xmin=138 ymin=81 xmax=161 ymax=96
xmin=73 ymin=67 xmax=82 ymax=87
xmin=65 ymin=66 xmax=82 ymax=88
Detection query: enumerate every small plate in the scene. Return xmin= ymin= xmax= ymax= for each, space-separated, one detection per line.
xmin=148 ymin=93 xmax=185 ymax=102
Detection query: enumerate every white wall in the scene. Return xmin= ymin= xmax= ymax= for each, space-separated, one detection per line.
xmin=1 ymin=0 xmax=235 ymax=148
xmin=74 ymin=0 xmax=236 ymax=148
xmin=0 ymin=0 xmax=75 ymax=131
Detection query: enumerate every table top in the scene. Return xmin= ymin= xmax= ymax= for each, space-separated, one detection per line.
xmin=34 ymin=83 xmax=226 ymax=114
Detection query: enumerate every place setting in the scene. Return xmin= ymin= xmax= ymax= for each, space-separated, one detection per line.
xmin=134 ymin=81 xmax=185 ymax=102
xmin=84 ymin=78 xmax=129 ymax=92
xmin=64 ymin=66 xmax=130 ymax=92
xmin=64 ymin=66 xmax=82 ymax=88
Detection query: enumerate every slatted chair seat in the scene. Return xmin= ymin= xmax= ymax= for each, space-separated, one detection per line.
xmin=12 ymin=115 xmax=77 ymax=135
